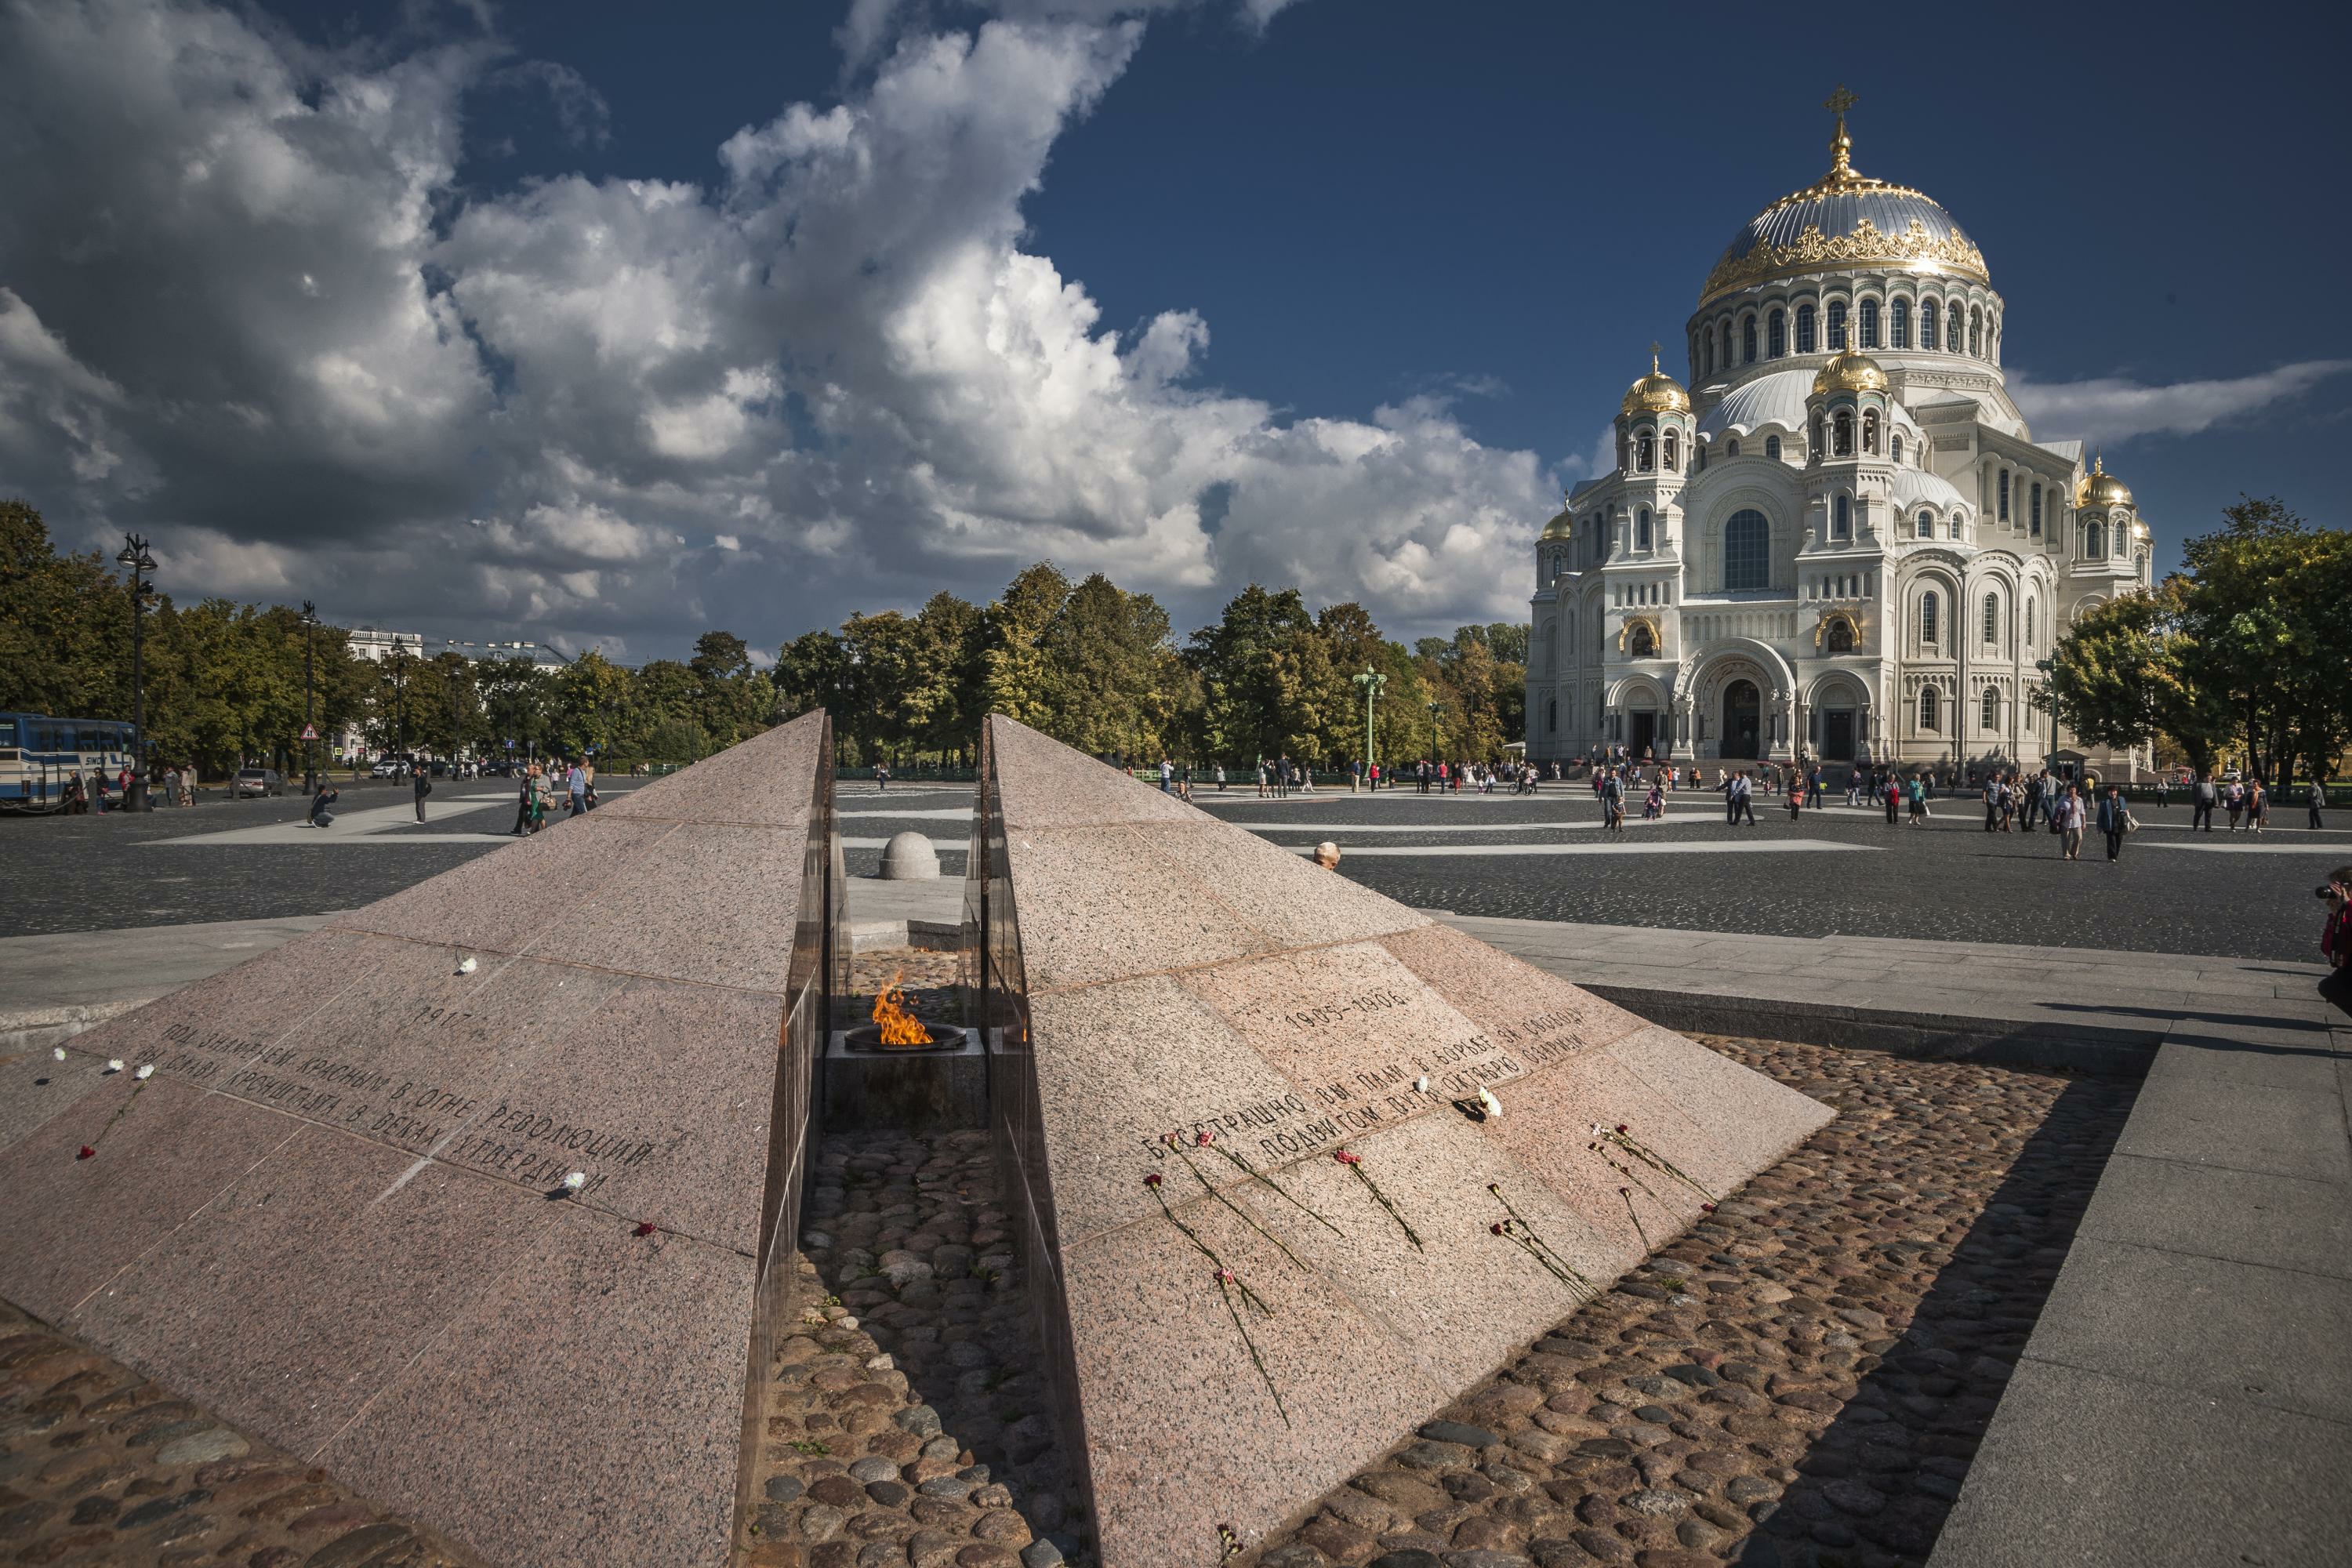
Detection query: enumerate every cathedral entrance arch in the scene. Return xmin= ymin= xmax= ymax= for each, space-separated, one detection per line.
xmin=1630 ymin=711 xmax=1657 ymax=760
xmin=1722 ymin=681 xmax=1762 ymax=759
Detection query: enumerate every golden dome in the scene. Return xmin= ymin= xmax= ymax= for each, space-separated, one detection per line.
xmin=1541 ymin=506 xmax=1575 ymax=540
xmin=1811 ymin=344 xmax=1888 ymax=396
xmin=2078 ymin=454 xmax=2133 ymax=509
xmin=1621 ymin=351 xmax=1690 ymax=416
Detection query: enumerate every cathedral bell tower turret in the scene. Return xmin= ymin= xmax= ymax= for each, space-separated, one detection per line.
xmin=1806 ymin=342 xmax=1889 ymax=545
xmin=1617 ymin=347 xmax=1692 ymax=557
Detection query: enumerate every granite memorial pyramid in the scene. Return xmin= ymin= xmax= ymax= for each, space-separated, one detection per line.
xmin=0 ymin=710 xmax=842 ymax=1568
xmin=963 ymin=715 xmax=1833 ymax=1566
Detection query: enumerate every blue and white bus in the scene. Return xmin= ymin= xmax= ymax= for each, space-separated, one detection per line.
xmin=0 ymin=712 xmax=136 ymax=812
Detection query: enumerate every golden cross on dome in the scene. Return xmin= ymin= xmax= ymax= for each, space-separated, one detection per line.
xmin=1824 ymin=85 xmax=1857 ymax=182
xmin=1649 ymin=341 xmax=1662 ymax=373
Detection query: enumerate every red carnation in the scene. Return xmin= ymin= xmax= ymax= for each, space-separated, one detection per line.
xmin=77 ymin=1145 xmax=95 ymax=1160
xmin=1617 ymin=1186 xmax=1631 ymax=1196
xmin=634 ymin=1222 xmax=658 ymax=1238
xmin=1196 ymin=1130 xmax=1213 ymax=1146
xmin=1334 ymin=1149 xmax=1361 ymax=1165
xmin=1144 ymin=1172 xmax=1163 ymax=1188
xmin=1490 ymin=1222 xmax=1504 ymax=1235
xmin=1700 ymin=1203 xmax=1717 ymax=1214
xmin=1615 ymin=1123 xmax=1628 ymax=1134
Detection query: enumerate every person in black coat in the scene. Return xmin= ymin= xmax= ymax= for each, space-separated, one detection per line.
xmin=412 ymin=759 xmax=432 ymax=823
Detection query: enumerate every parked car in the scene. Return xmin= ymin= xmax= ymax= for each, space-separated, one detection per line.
xmin=369 ymin=759 xmax=399 ymax=779
xmin=234 ymin=767 xmax=287 ymax=797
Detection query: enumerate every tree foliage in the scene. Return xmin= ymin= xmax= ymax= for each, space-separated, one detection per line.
xmin=2052 ymin=495 xmax=2350 ymax=782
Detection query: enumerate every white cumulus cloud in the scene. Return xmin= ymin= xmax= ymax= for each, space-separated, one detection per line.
xmin=2010 ymin=359 xmax=2352 ymax=449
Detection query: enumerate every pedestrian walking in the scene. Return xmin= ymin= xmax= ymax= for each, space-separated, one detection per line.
xmin=2056 ymin=785 xmax=2085 ymax=861
xmin=1735 ymin=771 xmax=1757 ymax=826
xmin=2319 ymin=869 xmax=2352 ymax=1018
xmin=412 ymin=760 xmax=432 ymax=823
xmin=2097 ymin=784 xmax=2132 ymax=862
xmin=2249 ymin=777 xmax=2267 ymax=834
xmin=1217 ymin=764 xmax=1227 ymax=793
xmin=1159 ymin=756 xmax=1174 ymax=793
xmin=2310 ymin=780 xmax=2326 ymax=830
xmin=1907 ymin=775 xmax=1926 ymax=826
xmin=2192 ymin=772 xmax=2217 ymax=832
xmin=1884 ymin=775 xmax=1900 ymax=826
xmin=2226 ymin=779 xmax=2245 ymax=831
xmin=1983 ymin=775 xmax=2002 ymax=833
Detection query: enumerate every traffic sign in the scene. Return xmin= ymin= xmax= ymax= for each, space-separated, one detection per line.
xmin=299 ymin=724 xmax=318 ymax=740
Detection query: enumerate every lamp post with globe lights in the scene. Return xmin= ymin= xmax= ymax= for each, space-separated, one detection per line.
xmin=1352 ymin=668 xmax=1385 ymax=788
xmin=114 ymin=535 xmax=157 ymax=810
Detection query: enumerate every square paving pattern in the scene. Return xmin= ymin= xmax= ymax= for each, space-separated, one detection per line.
xmin=967 ymin=717 xmax=1835 ymax=1566
xmin=0 ymin=710 xmax=840 ymax=1568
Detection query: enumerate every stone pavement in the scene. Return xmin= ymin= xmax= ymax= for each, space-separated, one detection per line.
xmin=1453 ymin=914 xmax=2352 ymax=1568
xmin=0 ymin=915 xmax=342 ymax=1059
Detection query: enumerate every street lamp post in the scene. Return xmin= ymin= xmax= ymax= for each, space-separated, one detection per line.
xmin=1352 ymin=668 xmax=1385 ymax=787
xmin=301 ymin=601 xmax=318 ymax=793
xmin=114 ymin=535 xmax=157 ymax=810
xmin=2034 ymin=656 xmax=2057 ymax=771
xmin=389 ymin=636 xmax=409 ymax=768
xmin=1426 ymin=700 xmax=1444 ymax=770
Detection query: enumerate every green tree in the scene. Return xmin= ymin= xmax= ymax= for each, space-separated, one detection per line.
xmin=1041 ymin=574 xmax=1179 ymax=760
xmin=773 ymin=629 xmax=854 ymax=723
xmin=1186 ymin=583 xmax=1316 ymax=764
xmin=981 ymin=563 xmax=1072 ymax=729
xmin=554 ymin=650 xmax=632 ymax=757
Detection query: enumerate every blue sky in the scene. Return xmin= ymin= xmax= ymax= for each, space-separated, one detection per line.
xmin=1 ymin=0 xmax=2342 ymax=659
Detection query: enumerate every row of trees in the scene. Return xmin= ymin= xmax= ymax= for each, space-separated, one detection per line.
xmin=2051 ymin=497 xmax=2352 ymax=783
xmin=775 ymin=561 xmax=1528 ymax=771
xmin=5 ymin=498 xmax=1527 ymax=779
xmin=1 ymin=503 xmax=773 ymax=779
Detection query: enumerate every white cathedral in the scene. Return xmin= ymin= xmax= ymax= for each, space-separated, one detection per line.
xmin=1526 ymin=94 xmax=2151 ymax=777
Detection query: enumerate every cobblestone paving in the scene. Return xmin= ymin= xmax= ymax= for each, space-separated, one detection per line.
xmin=1247 ymin=1036 xmax=2136 ymax=1568
xmin=0 ymin=1301 xmax=481 ymax=1568
xmin=750 ymin=1131 xmax=1076 ymax=1568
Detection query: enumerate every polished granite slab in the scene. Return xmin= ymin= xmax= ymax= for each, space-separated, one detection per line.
xmin=967 ymin=716 xmax=1834 ymax=1566
xmin=0 ymin=710 xmax=842 ymax=1568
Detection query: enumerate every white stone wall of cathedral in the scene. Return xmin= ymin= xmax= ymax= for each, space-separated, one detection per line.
xmin=1686 ymin=268 xmax=2007 ymax=389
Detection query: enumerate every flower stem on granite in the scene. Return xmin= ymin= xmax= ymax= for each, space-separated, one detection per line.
xmin=85 ymin=1068 xmax=158 ymax=1156
xmin=1485 ymin=1184 xmax=1594 ymax=1295
xmin=1592 ymin=1122 xmax=1715 ymax=1201
xmin=1218 ymin=1523 xmax=1243 ymax=1561
xmin=1163 ymin=1134 xmax=1308 ymax=1271
xmin=1195 ymin=1131 xmax=1344 ymax=1237
xmin=1334 ymin=1148 xmax=1421 ymax=1251
xmin=1619 ymin=1185 xmax=1650 ymax=1250
xmin=1213 ymin=1269 xmax=1290 ymax=1428
xmin=1145 ymin=1175 xmax=1272 ymax=1316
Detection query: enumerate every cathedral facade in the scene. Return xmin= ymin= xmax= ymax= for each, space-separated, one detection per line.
xmin=1525 ymin=96 xmax=2151 ymax=776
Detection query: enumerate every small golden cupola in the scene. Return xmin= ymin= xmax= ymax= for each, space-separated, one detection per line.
xmin=1621 ymin=350 xmax=1691 ymax=417
xmin=1812 ymin=344 xmax=1889 ymax=397
xmin=2079 ymin=453 xmax=2133 ymax=509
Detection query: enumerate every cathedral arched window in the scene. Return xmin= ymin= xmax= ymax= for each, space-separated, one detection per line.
xmin=1828 ymin=300 xmax=1848 ymax=350
xmin=1741 ymin=315 xmax=1757 ymax=364
xmin=1891 ymin=298 xmax=1911 ymax=348
xmin=1769 ymin=308 xmax=1787 ymax=358
xmin=1811 ymin=417 xmax=1824 ymax=454
xmin=1892 ymin=434 xmax=1904 ymax=463
xmin=1968 ymin=307 xmax=1983 ymax=357
xmin=1726 ymin=439 xmax=1740 ymax=457
xmin=1860 ymin=298 xmax=1880 ymax=349
xmin=1832 ymin=495 xmax=1851 ymax=540
xmin=1981 ymin=688 xmax=1998 ymax=731
xmin=1724 ymin=510 xmax=1769 ymax=593
xmin=1947 ymin=308 xmax=1963 ymax=353
xmin=1827 ymin=618 xmax=1856 ymax=654
xmin=1920 ymin=591 xmax=1940 ymax=647
xmin=1862 ymin=409 xmax=1880 ymax=454
xmin=1662 ymin=431 xmax=1679 ymax=470
xmin=2025 ymin=597 xmax=2036 ymax=647
xmin=2085 ymin=520 xmax=2105 ymax=557
xmin=1920 ymin=299 xmax=1940 ymax=351
xmin=1765 ymin=435 xmax=1782 ymax=460
xmin=1547 ymin=697 xmax=1557 ymax=734
xmin=1998 ymin=470 xmax=2010 ymax=521
xmin=1833 ymin=410 xmax=1853 ymax=456
xmin=1628 ymin=622 xmax=1657 ymax=659
xmin=1796 ymin=303 xmax=1817 ymax=354
xmin=1635 ymin=507 xmax=1652 ymax=550
xmin=1917 ymin=510 xmax=1934 ymax=539
xmin=1636 ymin=433 xmax=1653 ymax=472
xmin=1920 ymin=685 xmax=1940 ymax=731
xmin=1702 ymin=334 xmax=1714 ymax=378
xmin=1982 ymin=591 xmax=2000 ymax=646
xmin=1720 ymin=319 xmax=1733 ymax=369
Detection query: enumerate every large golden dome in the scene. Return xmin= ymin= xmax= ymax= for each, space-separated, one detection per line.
xmin=1812 ymin=345 xmax=1888 ymax=396
xmin=1621 ymin=352 xmax=1690 ymax=416
xmin=2079 ymin=455 xmax=2133 ymax=508
xmin=1700 ymin=91 xmax=1989 ymax=307
xmin=1541 ymin=506 xmax=1574 ymax=540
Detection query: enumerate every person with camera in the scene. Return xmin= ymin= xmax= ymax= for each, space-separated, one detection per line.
xmin=2320 ymin=869 xmax=2352 ymax=1017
